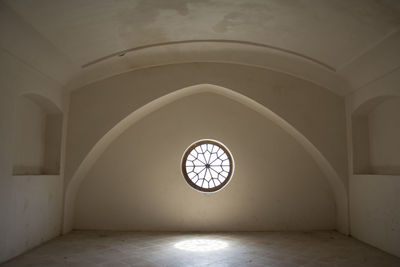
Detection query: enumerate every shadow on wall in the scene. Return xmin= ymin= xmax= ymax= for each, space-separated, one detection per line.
xmin=13 ymin=93 xmax=63 ymax=176
xmin=352 ymin=95 xmax=400 ymax=175
xmin=63 ymin=84 xmax=348 ymax=234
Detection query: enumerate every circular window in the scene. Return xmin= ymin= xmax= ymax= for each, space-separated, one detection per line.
xmin=181 ymin=139 xmax=234 ymax=192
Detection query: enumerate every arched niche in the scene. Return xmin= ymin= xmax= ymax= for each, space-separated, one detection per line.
xmin=13 ymin=93 xmax=63 ymax=175
xmin=352 ymin=95 xmax=400 ymax=175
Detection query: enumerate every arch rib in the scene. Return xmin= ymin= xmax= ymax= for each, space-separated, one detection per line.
xmin=63 ymin=84 xmax=348 ymax=234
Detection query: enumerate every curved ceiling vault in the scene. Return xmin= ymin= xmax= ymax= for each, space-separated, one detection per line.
xmin=63 ymin=84 xmax=349 ymax=235
xmin=4 ymin=0 xmax=400 ymax=94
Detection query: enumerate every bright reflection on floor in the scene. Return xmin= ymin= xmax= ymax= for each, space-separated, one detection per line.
xmin=174 ymin=239 xmax=228 ymax=252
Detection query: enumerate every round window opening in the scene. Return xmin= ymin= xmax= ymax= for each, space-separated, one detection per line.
xmin=181 ymin=139 xmax=234 ymax=193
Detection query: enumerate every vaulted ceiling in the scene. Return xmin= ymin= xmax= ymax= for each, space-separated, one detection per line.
xmin=3 ymin=0 xmax=400 ymax=93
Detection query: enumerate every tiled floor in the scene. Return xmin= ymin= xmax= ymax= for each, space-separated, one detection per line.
xmin=1 ymin=231 xmax=399 ymax=266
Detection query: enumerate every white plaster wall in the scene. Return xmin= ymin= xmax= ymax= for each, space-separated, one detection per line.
xmin=11 ymin=175 xmax=63 ymax=255
xmin=0 ymin=50 xmax=67 ymax=263
xmin=0 ymin=4 xmax=72 ymax=262
xmin=350 ymin=175 xmax=400 ymax=257
xmin=346 ymin=67 xmax=400 ymax=258
xmin=368 ymin=98 xmax=400 ymax=175
xmin=75 ymin=93 xmax=335 ymax=231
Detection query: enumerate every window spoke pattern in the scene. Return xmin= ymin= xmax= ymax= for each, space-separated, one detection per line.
xmin=181 ymin=140 xmax=234 ymax=192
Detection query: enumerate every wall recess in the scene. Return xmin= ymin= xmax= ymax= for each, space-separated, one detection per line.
xmin=13 ymin=94 xmax=63 ymax=176
xmin=352 ymin=96 xmax=400 ymax=175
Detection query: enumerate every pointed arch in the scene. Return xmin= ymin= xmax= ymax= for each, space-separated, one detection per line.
xmin=63 ymin=84 xmax=348 ymax=234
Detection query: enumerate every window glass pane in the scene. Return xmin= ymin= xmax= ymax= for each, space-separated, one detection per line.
xmin=182 ymin=140 xmax=234 ymax=192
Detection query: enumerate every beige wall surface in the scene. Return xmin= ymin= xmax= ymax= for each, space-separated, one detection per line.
xmin=346 ymin=69 xmax=400 ymax=258
xmin=75 ymin=93 xmax=335 ymax=231
xmin=350 ymin=174 xmax=400 ymax=257
xmin=0 ymin=50 xmax=67 ymax=263
xmin=66 ymin=62 xmax=347 ymax=190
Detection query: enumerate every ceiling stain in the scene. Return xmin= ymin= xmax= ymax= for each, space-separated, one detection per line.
xmin=213 ymin=12 xmax=245 ymax=33
xmin=4 ymin=0 xmax=400 ymax=68
xmin=212 ymin=0 xmax=304 ymax=34
xmin=330 ymin=0 xmax=400 ymax=27
xmin=117 ymin=0 xmax=211 ymax=44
